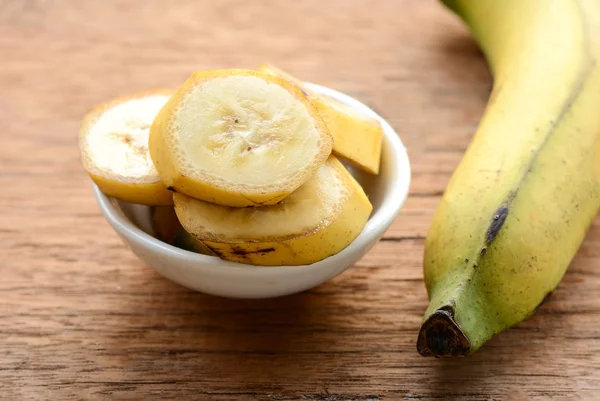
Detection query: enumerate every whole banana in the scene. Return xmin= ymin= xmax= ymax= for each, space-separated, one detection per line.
xmin=418 ymin=0 xmax=600 ymax=357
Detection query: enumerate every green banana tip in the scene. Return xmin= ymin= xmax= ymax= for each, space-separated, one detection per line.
xmin=417 ymin=307 xmax=471 ymax=358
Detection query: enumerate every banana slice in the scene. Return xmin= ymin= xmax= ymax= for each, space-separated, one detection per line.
xmin=149 ymin=69 xmax=334 ymax=207
xmin=79 ymin=90 xmax=173 ymax=205
xmin=257 ymin=64 xmax=313 ymax=96
xmin=151 ymin=206 xmax=216 ymax=255
xmin=173 ymin=156 xmax=373 ymax=266
xmin=258 ymin=64 xmax=383 ymax=175
xmin=172 ymin=229 xmax=216 ymax=256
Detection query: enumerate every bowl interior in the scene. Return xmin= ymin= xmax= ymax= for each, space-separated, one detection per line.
xmin=98 ymin=83 xmax=411 ymax=269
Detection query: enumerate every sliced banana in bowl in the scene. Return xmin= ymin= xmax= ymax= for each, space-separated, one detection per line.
xmin=149 ymin=69 xmax=334 ymax=207
xmin=310 ymin=95 xmax=383 ymax=175
xmin=79 ymin=90 xmax=174 ymax=205
xmin=87 ymin=73 xmax=411 ymax=297
xmin=151 ymin=206 xmax=215 ymax=255
xmin=173 ymin=156 xmax=373 ymax=266
xmin=258 ymin=64 xmax=384 ymax=175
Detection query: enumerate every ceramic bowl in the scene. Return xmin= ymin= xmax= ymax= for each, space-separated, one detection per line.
xmin=93 ymin=83 xmax=411 ymax=298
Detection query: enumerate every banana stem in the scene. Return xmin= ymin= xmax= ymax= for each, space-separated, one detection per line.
xmin=416 ymin=307 xmax=471 ymax=357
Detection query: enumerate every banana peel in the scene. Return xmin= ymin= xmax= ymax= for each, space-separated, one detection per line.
xmin=418 ymin=0 xmax=600 ymax=357
xmin=79 ymin=90 xmax=174 ymax=205
xmin=258 ymin=64 xmax=383 ymax=175
xmin=173 ymin=156 xmax=372 ymax=266
xmin=149 ymin=69 xmax=333 ymax=207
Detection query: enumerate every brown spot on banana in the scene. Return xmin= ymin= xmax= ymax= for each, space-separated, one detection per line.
xmin=204 ymin=244 xmax=225 ymax=259
xmin=231 ymin=247 xmax=276 ymax=256
xmin=485 ymin=205 xmax=509 ymax=244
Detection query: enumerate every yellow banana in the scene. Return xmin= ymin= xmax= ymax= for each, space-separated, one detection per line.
xmin=418 ymin=0 xmax=600 ymax=357
xmin=173 ymin=156 xmax=372 ymax=266
xmin=79 ymin=90 xmax=174 ymax=205
xmin=258 ymin=64 xmax=383 ymax=175
xmin=151 ymin=206 xmax=216 ymax=255
xmin=149 ymin=69 xmax=333 ymax=207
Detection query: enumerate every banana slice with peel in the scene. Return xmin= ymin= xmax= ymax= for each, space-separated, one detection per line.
xmin=258 ymin=64 xmax=383 ymax=175
xmin=149 ymin=69 xmax=334 ymax=207
xmin=173 ymin=156 xmax=372 ymax=266
xmin=258 ymin=64 xmax=313 ymax=96
xmin=172 ymin=229 xmax=216 ymax=256
xmin=152 ymin=206 xmax=215 ymax=255
xmin=79 ymin=90 xmax=173 ymax=205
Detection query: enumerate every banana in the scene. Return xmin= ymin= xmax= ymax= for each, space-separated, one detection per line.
xmin=151 ymin=206 xmax=216 ymax=255
xmin=258 ymin=64 xmax=383 ymax=175
xmin=149 ymin=69 xmax=333 ymax=207
xmin=173 ymin=156 xmax=372 ymax=266
xmin=79 ymin=90 xmax=174 ymax=205
xmin=171 ymin=229 xmax=216 ymax=256
xmin=257 ymin=64 xmax=310 ymax=95
xmin=418 ymin=0 xmax=600 ymax=357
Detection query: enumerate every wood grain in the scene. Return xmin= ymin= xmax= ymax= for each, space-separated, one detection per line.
xmin=1 ymin=0 xmax=598 ymax=400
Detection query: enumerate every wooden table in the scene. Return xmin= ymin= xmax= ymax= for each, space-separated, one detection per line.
xmin=2 ymin=1 xmax=599 ymax=399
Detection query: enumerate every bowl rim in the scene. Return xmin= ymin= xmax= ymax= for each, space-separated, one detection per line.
xmin=93 ymin=83 xmax=411 ymax=271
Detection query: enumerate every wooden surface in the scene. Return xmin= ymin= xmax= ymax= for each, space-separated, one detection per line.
xmin=2 ymin=1 xmax=599 ymax=400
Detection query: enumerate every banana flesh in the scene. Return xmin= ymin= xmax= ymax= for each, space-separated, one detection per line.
xmin=80 ymin=70 xmax=374 ymax=267
xmin=173 ymin=156 xmax=373 ymax=266
xmin=171 ymin=229 xmax=216 ymax=256
xmin=311 ymin=96 xmax=383 ymax=175
xmin=149 ymin=69 xmax=333 ymax=208
xmin=79 ymin=91 xmax=174 ymax=205
xmin=418 ymin=0 xmax=600 ymax=357
xmin=258 ymin=64 xmax=383 ymax=175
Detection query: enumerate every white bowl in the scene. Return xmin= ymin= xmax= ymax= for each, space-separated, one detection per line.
xmin=93 ymin=83 xmax=411 ymax=298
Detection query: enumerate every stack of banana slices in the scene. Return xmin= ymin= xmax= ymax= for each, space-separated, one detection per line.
xmin=79 ymin=66 xmax=384 ymax=266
